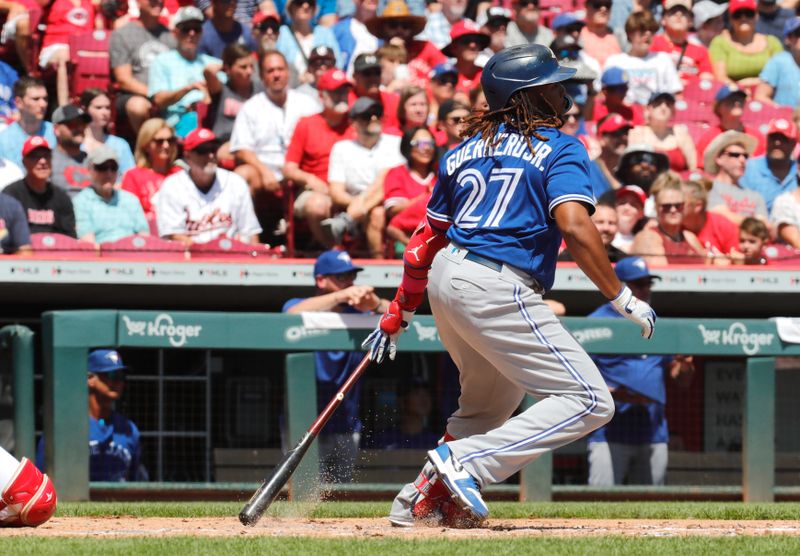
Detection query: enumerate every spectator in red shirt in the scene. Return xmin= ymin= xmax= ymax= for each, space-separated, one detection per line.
xmin=681 ymin=178 xmax=741 ymax=262
xmin=365 ymin=0 xmax=447 ymax=87
xmin=120 ymin=118 xmax=181 ymax=233
xmin=441 ymin=20 xmax=488 ymax=96
xmin=283 ymin=69 xmax=355 ymax=249
xmin=695 ymin=84 xmax=766 ymax=167
xmin=349 ymin=53 xmax=401 ymax=129
xmin=592 ymin=67 xmax=646 ymax=126
xmin=650 ymin=0 xmax=715 ymax=83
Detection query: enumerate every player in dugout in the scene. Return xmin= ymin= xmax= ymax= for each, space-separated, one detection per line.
xmin=363 ymin=44 xmax=656 ymax=528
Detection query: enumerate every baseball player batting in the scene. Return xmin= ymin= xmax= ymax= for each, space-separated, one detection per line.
xmin=362 ymin=44 xmax=656 ymax=528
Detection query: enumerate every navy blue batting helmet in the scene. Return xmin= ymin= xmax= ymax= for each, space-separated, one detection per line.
xmin=481 ymin=44 xmax=577 ymax=112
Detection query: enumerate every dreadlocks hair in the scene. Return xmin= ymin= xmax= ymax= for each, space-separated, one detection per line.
xmin=461 ymin=86 xmax=564 ymax=156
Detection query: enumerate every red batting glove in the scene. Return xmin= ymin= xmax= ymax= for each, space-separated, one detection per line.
xmin=362 ymin=299 xmax=415 ymax=363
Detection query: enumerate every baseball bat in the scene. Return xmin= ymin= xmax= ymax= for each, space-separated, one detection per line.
xmin=239 ymin=353 xmax=372 ymax=526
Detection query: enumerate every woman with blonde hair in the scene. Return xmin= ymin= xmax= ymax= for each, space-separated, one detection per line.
xmin=120 ymin=118 xmax=182 ymax=232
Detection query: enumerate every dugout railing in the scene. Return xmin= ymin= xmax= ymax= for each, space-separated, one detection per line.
xmin=0 ymin=325 xmax=35 ymax=463
xmin=38 ymin=310 xmax=800 ymax=502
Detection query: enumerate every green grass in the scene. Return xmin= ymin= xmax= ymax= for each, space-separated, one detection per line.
xmin=2 ymin=537 xmax=800 ymax=556
xmin=55 ymin=501 xmax=800 ymax=520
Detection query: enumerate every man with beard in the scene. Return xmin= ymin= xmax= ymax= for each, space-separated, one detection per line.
xmin=348 ymin=53 xmax=401 ymax=129
xmin=419 ymin=0 xmax=468 ymax=49
xmin=741 ymin=118 xmax=798 ymax=213
xmin=505 ymin=0 xmax=554 ymax=48
xmin=589 ymin=114 xmax=632 ymax=196
xmin=50 ymin=105 xmax=93 ymax=197
xmin=251 ymin=11 xmax=280 ymax=59
xmin=284 ymin=69 xmax=356 ymax=249
xmin=156 ymin=128 xmax=261 ymax=245
xmin=615 ymin=144 xmax=669 ymax=196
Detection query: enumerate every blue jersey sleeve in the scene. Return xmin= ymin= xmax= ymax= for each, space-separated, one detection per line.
xmin=425 ymin=162 xmax=452 ymax=225
xmin=544 ymin=136 xmax=595 ymax=217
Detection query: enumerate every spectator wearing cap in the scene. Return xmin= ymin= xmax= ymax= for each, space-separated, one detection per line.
xmin=592 ymin=68 xmax=645 ymax=127
xmin=709 ymin=0 xmax=783 ymax=88
xmin=333 ymin=0 xmax=380 ymax=76
xmin=203 ymin=43 xmax=266 ymax=167
xmin=36 ymin=349 xmax=145 ymax=482
xmin=442 ymin=20 xmax=489 ymax=96
xmin=604 ymin=12 xmax=683 ymax=107
xmin=755 ymin=17 xmax=800 ymax=108
xmin=476 ymin=7 xmax=512 ymax=67
xmin=589 ymin=114 xmax=632 ymax=196
xmin=50 ymin=105 xmax=93 ymax=197
xmin=681 ymin=179 xmax=741 ymax=262
xmin=73 ymin=146 xmax=148 ymax=244
xmin=230 ymin=50 xmax=319 ymax=197
xmin=148 ymin=7 xmax=224 ymax=137
xmin=38 ymin=0 xmax=98 ymax=106
xmin=0 ymin=77 xmax=56 ymax=169
xmin=741 ymin=118 xmax=798 ymax=213
xmin=252 ymin=11 xmax=281 ymax=56
xmin=428 ymin=63 xmax=459 ymax=122
xmin=632 ymin=180 xmax=707 ymax=265
xmin=294 ymin=46 xmax=337 ymax=106
xmin=3 ymin=136 xmax=76 ymax=237
xmin=435 ymin=99 xmax=469 ymax=151
xmin=198 ymin=0 xmax=258 ymax=59
xmin=692 ymin=1 xmax=728 ymax=48
xmin=705 ymin=130 xmax=768 ymax=226
xmin=615 ymin=143 xmax=670 ymax=195
xmin=276 ymin=0 xmax=342 ymax=85
xmin=418 ymin=0 xmax=468 ymax=49
xmin=505 ymin=0 xmax=553 ymax=49
xmin=755 ymin=0 xmax=795 ymax=41
xmin=350 ymin=53 xmax=401 ymax=129
xmin=0 ymin=191 xmax=30 ymax=254
xmin=629 ymin=92 xmax=696 ymax=172
xmin=549 ymin=35 xmax=599 ymax=114
xmin=365 ymin=1 xmax=446 ymax=88
xmin=587 ymin=256 xmax=694 ymax=487
xmin=109 ymin=0 xmax=176 ymax=138
xmin=157 ymin=128 xmax=262 ymax=245
xmin=650 ymin=0 xmax=715 ymax=83
xmin=694 ymin=85 xmax=766 ymax=168
xmin=552 ymin=12 xmax=585 ymax=43
xmin=612 ymin=185 xmax=647 ymax=253
xmin=580 ymin=0 xmax=621 ymax=69
xmin=324 ymin=97 xmax=404 ymax=256
xmin=552 ymin=13 xmax=602 ymax=99
xmin=283 ymin=249 xmax=390 ymax=482
xmin=284 ymin=69 xmax=356 ymax=249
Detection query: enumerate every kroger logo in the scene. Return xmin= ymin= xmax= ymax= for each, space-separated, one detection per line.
xmin=412 ymin=321 xmax=439 ymax=342
xmin=698 ymin=322 xmax=774 ymax=356
xmin=122 ymin=314 xmax=203 ymax=347
xmin=572 ymin=327 xmax=613 ymax=344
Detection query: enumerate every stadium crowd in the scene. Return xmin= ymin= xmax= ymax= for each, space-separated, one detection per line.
xmin=0 ymin=0 xmax=797 ymax=264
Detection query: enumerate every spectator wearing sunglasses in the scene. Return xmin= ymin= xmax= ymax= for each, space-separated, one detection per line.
xmin=704 ymin=130 xmax=768 ymax=227
xmin=741 ymin=118 xmax=798 ymax=213
xmin=365 ymin=0 xmax=446 ymax=88
xmin=755 ymin=17 xmax=800 ymax=109
xmin=615 ymin=143 xmax=670 ymax=196
xmin=709 ymin=0 xmax=783 ymax=87
xmin=441 ymin=20 xmax=489 ymax=96
xmin=110 ymin=0 xmax=176 ymax=139
xmin=590 ymin=114 xmax=632 ymax=196
xmin=580 ymin=0 xmax=621 ymax=69
xmin=73 ymin=145 xmax=149 ymax=244
xmin=505 ymin=0 xmax=553 ymax=49
xmin=549 ymin=35 xmax=599 ymax=112
xmin=148 ymin=7 xmax=224 ymax=137
xmin=592 ymin=68 xmax=645 ymax=127
xmin=198 ymin=0 xmax=258 ymax=59
xmin=435 ymin=99 xmax=469 ymax=151
xmin=293 ymin=46 xmax=334 ymax=108
xmin=283 ymin=249 xmax=390 ymax=482
xmin=333 ymin=0 xmax=380 ymax=76
xmin=276 ymin=0 xmax=342 ymax=86
xmin=604 ymin=12 xmax=683 ymax=107
xmin=650 ymin=0 xmax=715 ymax=84
xmin=252 ymin=11 xmax=281 ymax=56
xmin=632 ymin=179 xmax=707 ymax=265
xmin=681 ymin=179 xmax=742 ymax=263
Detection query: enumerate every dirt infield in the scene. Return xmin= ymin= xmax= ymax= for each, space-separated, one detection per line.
xmin=6 ymin=517 xmax=800 ymax=538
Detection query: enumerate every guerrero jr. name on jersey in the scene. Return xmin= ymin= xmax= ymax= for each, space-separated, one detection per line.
xmin=445 ymin=133 xmax=553 ymax=176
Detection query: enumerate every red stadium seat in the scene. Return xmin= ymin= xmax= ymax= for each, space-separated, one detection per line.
xmin=31 ymin=233 xmax=98 ymax=258
xmin=740 ymin=101 xmax=795 ymax=135
xmin=682 ymin=77 xmax=726 ymax=107
xmin=188 ymin=236 xmax=279 ymax=259
xmin=68 ymin=30 xmax=111 ymax=99
xmin=100 ymin=235 xmax=187 ymax=260
xmin=673 ymin=98 xmax=717 ymax=126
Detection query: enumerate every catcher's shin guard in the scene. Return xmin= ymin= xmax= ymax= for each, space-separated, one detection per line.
xmin=0 ymin=458 xmax=57 ymax=527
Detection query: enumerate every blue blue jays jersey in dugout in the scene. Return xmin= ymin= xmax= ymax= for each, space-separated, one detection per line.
xmin=426 ymin=124 xmax=595 ymax=291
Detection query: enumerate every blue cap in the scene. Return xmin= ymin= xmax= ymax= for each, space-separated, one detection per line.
xmin=552 ymin=12 xmax=584 ymax=30
xmin=313 ymin=249 xmax=364 ymax=277
xmin=430 ymin=62 xmax=458 ymax=81
xmin=783 ymin=16 xmax=800 ymax=38
xmin=648 ymin=90 xmax=675 ymax=105
xmin=714 ymin=84 xmax=747 ymax=104
xmin=88 ymin=349 xmax=127 ymax=374
xmin=601 ymin=67 xmax=628 ymax=87
xmin=614 ymin=257 xmax=661 ymax=283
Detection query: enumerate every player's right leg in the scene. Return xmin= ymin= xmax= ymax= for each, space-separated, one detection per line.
xmin=0 ymin=448 xmax=57 ymax=527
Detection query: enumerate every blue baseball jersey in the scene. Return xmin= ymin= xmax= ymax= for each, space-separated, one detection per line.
xmin=427 ymin=124 xmax=595 ymax=291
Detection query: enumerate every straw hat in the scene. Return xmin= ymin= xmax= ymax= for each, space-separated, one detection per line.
xmin=703 ymin=130 xmax=758 ymax=175
xmin=365 ymin=0 xmax=427 ymax=39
